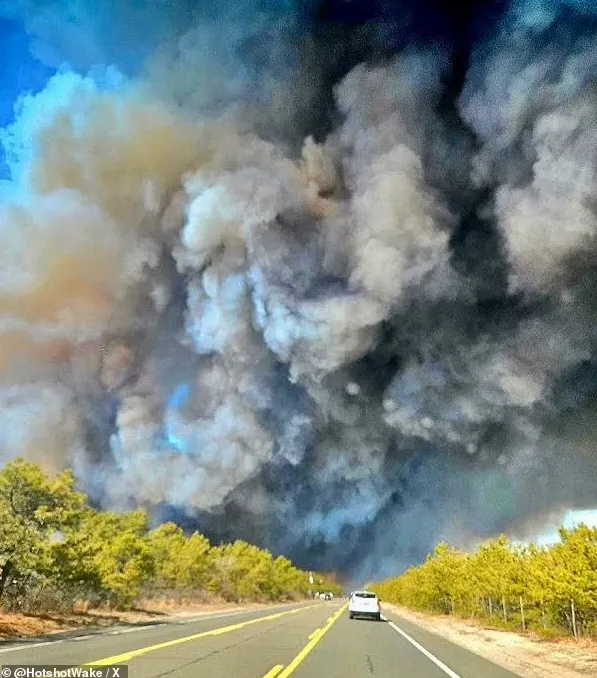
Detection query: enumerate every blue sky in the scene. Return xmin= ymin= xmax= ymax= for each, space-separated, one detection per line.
xmin=0 ymin=17 xmax=55 ymax=178
xmin=511 ymin=509 xmax=597 ymax=548
xmin=536 ymin=509 xmax=597 ymax=545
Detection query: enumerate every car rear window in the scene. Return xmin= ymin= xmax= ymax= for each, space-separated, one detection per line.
xmin=354 ymin=592 xmax=376 ymax=598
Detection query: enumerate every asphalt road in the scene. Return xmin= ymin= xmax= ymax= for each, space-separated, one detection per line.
xmin=0 ymin=600 xmax=525 ymax=677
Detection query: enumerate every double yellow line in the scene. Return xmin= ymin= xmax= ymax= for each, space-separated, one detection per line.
xmin=84 ymin=603 xmax=319 ymax=666
xmin=264 ymin=602 xmax=348 ymax=678
xmin=84 ymin=600 xmax=347 ymax=677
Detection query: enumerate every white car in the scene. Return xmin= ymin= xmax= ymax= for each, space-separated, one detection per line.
xmin=348 ymin=590 xmax=381 ymax=621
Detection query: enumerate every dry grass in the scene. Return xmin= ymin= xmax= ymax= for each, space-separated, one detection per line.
xmin=0 ymin=613 xmax=64 ymax=638
xmin=0 ymin=599 xmax=271 ymax=640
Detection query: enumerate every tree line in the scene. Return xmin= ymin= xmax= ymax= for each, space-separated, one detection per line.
xmin=372 ymin=526 xmax=597 ymax=639
xmin=0 ymin=459 xmax=341 ymax=611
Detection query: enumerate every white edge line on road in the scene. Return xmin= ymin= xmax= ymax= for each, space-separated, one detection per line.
xmin=175 ymin=603 xmax=306 ymax=624
xmin=116 ymin=627 xmax=149 ymax=634
xmin=0 ymin=640 xmax=63 ymax=654
xmin=0 ymin=603 xmax=309 ymax=653
xmin=382 ymin=616 xmax=463 ymax=678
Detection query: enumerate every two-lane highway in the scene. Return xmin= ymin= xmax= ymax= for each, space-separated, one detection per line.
xmin=0 ymin=600 xmax=524 ymax=677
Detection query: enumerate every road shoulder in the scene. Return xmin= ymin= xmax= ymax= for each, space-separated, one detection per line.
xmin=383 ymin=604 xmax=597 ymax=678
xmin=0 ymin=601 xmax=294 ymax=643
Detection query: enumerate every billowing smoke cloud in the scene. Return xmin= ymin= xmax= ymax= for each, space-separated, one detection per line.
xmin=2 ymin=0 xmax=597 ymax=582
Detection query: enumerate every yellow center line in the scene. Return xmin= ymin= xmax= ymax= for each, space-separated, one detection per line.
xmin=262 ymin=664 xmax=285 ymax=678
xmin=83 ymin=603 xmax=319 ymax=667
xmin=307 ymin=627 xmax=322 ymax=640
xmin=277 ymin=603 xmax=348 ymax=678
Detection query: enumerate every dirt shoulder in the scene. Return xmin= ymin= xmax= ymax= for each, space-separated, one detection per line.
xmin=384 ymin=604 xmax=597 ymax=678
xmin=0 ymin=600 xmax=289 ymax=641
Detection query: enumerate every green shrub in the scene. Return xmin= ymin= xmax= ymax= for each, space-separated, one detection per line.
xmin=0 ymin=459 xmax=335 ymax=610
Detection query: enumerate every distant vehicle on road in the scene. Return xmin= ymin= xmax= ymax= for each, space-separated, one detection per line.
xmin=348 ymin=590 xmax=381 ymax=621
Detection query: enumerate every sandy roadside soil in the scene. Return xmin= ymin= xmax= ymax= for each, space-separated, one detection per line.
xmin=0 ymin=600 xmax=290 ymax=640
xmin=385 ymin=604 xmax=597 ymax=678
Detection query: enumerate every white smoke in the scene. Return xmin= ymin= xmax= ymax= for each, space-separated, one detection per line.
xmin=461 ymin=15 xmax=597 ymax=294
xmin=2 ymin=0 xmax=597 ymax=577
xmin=0 ymin=382 xmax=83 ymax=473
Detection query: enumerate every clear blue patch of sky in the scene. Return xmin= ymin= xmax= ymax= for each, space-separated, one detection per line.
xmin=0 ymin=17 xmax=56 ymax=179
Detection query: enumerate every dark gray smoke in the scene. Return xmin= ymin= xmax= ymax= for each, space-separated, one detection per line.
xmin=2 ymin=0 xmax=597 ymax=581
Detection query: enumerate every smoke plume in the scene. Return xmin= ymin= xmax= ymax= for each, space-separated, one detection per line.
xmin=2 ymin=0 xmax=597 ymax=581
